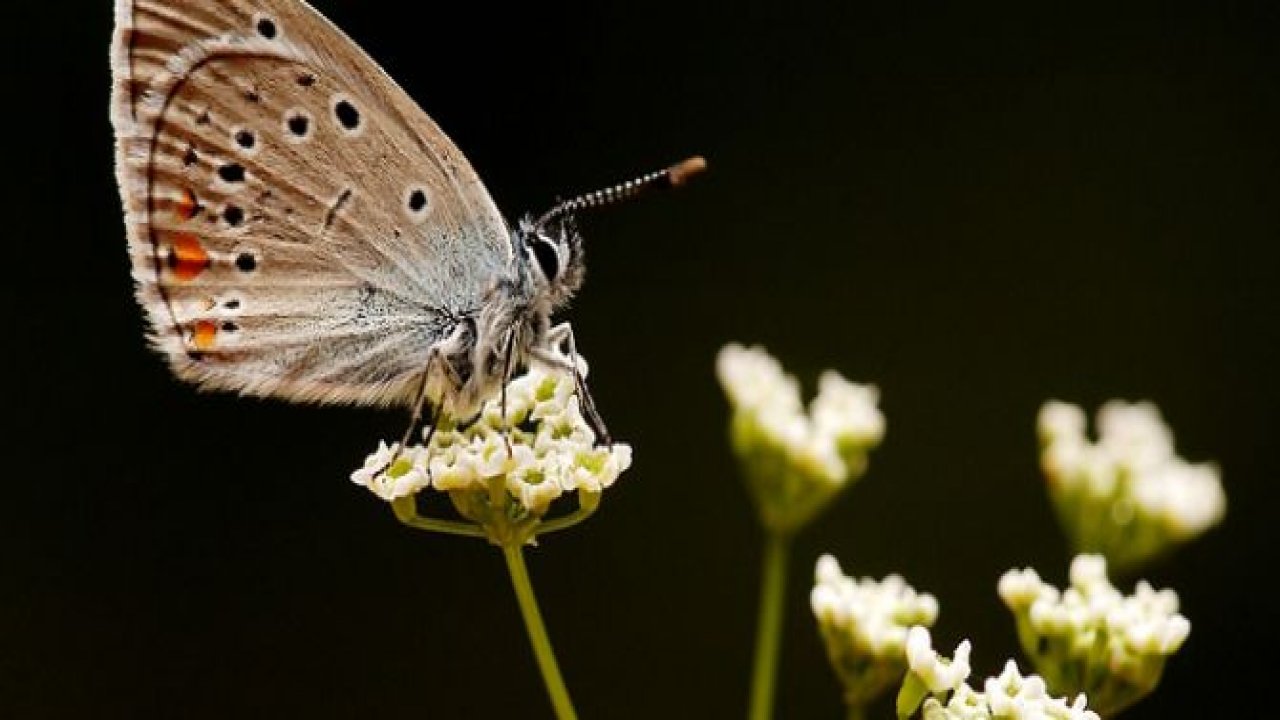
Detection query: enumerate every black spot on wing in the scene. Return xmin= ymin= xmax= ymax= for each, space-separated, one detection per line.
xmin=218 ymin=163 xmax=245 ymax=183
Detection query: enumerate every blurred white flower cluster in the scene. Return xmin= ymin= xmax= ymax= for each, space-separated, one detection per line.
xmin=898 ymin=627 xmax=1099 ymax=720
xmin=1038 ymin=400 xmax=1225 ymax=570
xmin=716 ymin=343 xmax=885 ymax=533
xmin=351 ymin=354 xmax=631 ymax=546
xmin=811 ymin=554 xmax=939 ymax=708
xmin=998 ymin=554 xmax=1189 ymax=716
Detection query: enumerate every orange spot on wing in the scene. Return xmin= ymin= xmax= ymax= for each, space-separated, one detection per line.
xmin=192 ymin=320 xmax=218 ymax=351
xmin=170 ymin=232 xmax=210 ymax=281
xmin=174 ymin=189 xmax=198 ymax=220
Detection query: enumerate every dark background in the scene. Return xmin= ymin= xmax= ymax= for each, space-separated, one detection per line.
xmin=5 ymin=1 xmax=1277 ymax=718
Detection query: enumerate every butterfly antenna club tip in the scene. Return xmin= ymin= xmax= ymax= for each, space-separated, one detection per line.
xmin=667 ymin=155 xmax=708 ymax=187
xmin=537 ymin=154 xmax=709 ymax=226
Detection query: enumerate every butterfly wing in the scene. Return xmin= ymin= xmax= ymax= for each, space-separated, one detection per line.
xmin=110 ymin=0 xmax=511 ymax=405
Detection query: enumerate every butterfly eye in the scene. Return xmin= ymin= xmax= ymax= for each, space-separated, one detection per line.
xmin=529 ymin=238 xmax=560 ymax=282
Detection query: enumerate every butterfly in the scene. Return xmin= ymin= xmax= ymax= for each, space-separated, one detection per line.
xmin=110 ymin=0 xmax=704 ymax=437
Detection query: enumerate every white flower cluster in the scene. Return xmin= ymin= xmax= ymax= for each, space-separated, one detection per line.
xmin=1038 ymin=400 xmax=1225 ymax=569
xmin=351 ymin=356 xmax=631 ymax=543
xmin=813 ymin=555 xmax=941 ymax=657
xmin=716 ymin=344 xmax=884 ymax=532
xmin=998 ymin=555 xmax=1189 ymax=715
xmin=899 ymin=628 xmax=1099 ymax=720
xmin=811 ymin=555 xmax=938 ymax=707
xmin=718 ymin=344 xmax=885 ymax=483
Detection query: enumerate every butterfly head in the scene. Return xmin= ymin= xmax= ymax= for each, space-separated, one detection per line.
xmin=518 ymin=214 xmax=586 ymax=310
xmin=516 ymin=156 xmax=707 ymax=310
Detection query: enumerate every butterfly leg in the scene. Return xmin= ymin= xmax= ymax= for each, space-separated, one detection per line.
xmin=398 ymin=350 xmax=440 ymax=453
xmin=498 ymin=328 xmax=519 ymax=458
xmin=534 ymin=323 xmax=612 ymax=446
xmin=384 ymin=346 xmax=463 ymax=479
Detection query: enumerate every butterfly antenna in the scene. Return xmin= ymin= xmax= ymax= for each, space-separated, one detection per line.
xmin=536 ymin=155 xmax=707 ymax=226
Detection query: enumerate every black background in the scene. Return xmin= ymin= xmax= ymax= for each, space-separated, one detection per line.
xmin=5 ymin=1 xmax=1278 ymax=718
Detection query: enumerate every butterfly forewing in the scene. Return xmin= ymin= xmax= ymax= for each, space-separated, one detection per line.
xmin=111 ymin=0 xmax=511 ymax=405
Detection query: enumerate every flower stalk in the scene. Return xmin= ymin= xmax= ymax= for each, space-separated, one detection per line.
xmin=504 ymin=544 xmax=579 ymax=720
xmin=749 ymin=531 xmax=791 ymax=720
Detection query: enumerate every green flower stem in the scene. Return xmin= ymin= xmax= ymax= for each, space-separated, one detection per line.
xmin=503 ymin=543 xmax=579 ymax=720
xmin=391 ymin=497 xmax=486 ymax=538
xmin=749 ymin=531 xmax=791 ymax=720
xmin=536 ymin=503 xmax=599 ymax=536
xmin=846 ymin=704 xmax=868 ymax=720
xmin=896 ymin=672 xmax=929 ymax=720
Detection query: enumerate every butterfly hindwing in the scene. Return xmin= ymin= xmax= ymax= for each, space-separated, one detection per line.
xmin=111 ymin=0 xmax=511 ymax=405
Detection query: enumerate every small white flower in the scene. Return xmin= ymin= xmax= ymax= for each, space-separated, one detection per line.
xmin=1105 ymin=581 xmax=1190 ymax=655
xmin=1132 ymin=462 xmax=1226 ymax=541
xmin=351 ymin=441 xmax=432 ymax=501
xmin=351 ymin=440 xmax=398 ymax=492
xmin=1096 ymin=401 xmax=1174 ymax=472
xmin=984 ymin=660 xmax=1048 ymax=716
xmin=906 ymin=626 xmax=971 ymax=694
xmin=1028 ymin=599 xmax=1064 ymax=635
xmin=1068 ymin=554 xmax=1109 ymax=592
xmin=1038 ymin=401 xmax=1086 ymax=444
xmin=997 ymin=568 xmax=1052 ymax=610
xmin=812 ymin=371 xmax=886 ymax=446
xmin=815 ymin=553 xmax=844 ymax=584
xmin=716 ymin=343 xmax=802 ymax=414
xmin=1053 ymin=695 xmax=1101 ymax=720
xmin=945 ymin=685 xmax=992 ymax=720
